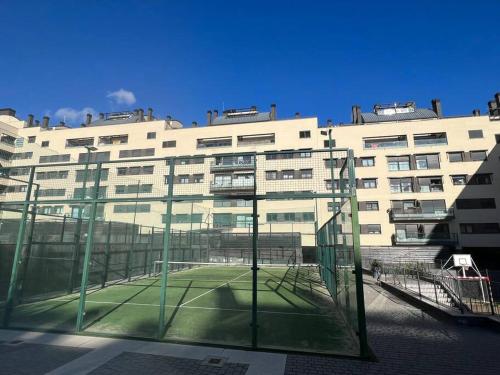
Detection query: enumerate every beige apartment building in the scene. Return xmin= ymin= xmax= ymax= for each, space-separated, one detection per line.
xmin=1 ymin=94 xmax=499 ymax=263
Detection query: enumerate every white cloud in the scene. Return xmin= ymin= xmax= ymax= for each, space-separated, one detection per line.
xmin=55 ymin=107 xmax=97 ymax=123
xmin=106 ymin=88 xmax=136 ymax=106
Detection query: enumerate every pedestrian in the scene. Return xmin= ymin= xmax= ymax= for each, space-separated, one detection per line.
xmin=375 ymin=264 xmax=382 ymax=285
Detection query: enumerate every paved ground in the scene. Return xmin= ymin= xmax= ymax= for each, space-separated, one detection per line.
xmin=1 ymin=276 xmax=500 ymax=374
xmin=285 ymin=278 xmax=500 ymax=374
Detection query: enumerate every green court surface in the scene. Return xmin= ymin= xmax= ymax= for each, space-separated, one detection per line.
xmin=6 ymin=266 xmax=358 ymax=356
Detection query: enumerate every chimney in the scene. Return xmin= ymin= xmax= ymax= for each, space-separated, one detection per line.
xmin=27 ymin=114 xmax=34 ymax=127
xmin=42 ymin=116 xmax=50 ymax=128
xmin=0 ymin=108 xmax=16 ymax=117
xmin=472 ymin=109 xmax=480 ymax=116
xmin=213 ymin=110 xmax=218 ymax=119
xmin=295 ymin=112 xmax=300 ymax=118
xmin=270 ymin=104 xmax=276 ymax=120
xmin=251 ymin=105 xmax=257 ymax=111
xmin=352 ymin=105 xmax=362 ymax=124
xmin=192 ymin=121 xmax=198 ymax=127
xmin=431 ymin=99 xmax=443 ymax=118
xmin=207 ymin=110 xmax=212 ymax=125
xmin=147 ymin=107 xmax=153 ymax=121
xmin=327 ymin=119 xmax=333 ymax=126
xmin=138 ymin=108 xmax=144 ymax=122
xmin=99 ymin=113 xmax=105 ymax=120
xmin=59 ymin=121 xmax=65 ymax=127
xmin=86 ymin=113 xmax=92 ymax=125
xmin=495 ymin=93 xmax=500 ymax=109
xmin=166 ymin=115 xmax=172 ymax=122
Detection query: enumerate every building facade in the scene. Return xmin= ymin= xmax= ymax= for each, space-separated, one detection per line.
xmin=1 ymin=95 xmax=499 ymax=262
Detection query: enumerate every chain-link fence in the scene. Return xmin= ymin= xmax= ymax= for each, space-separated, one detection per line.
xmin=0 ymin=149 xmax=367 ymax=357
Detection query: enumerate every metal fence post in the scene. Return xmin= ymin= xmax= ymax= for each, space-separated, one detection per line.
xmin=416 ymin=269 xmax=422 ymax=298
xmin=251 ymin=190 xmax=259 ymax=349
xmin=433 ymin=275 xmax=439 ymax=304
xmin=486 ymin=270 xmax=495 ymax=316
xmin=76 ymin=162 xmax=102 ymax=332
xmin=2 ymin=166 xmax=36 ymax=327
xmin=101 ymin=221 xmax=112 ymax=289
xmin=158 ymin=158 xmax=175 ymax=337
xmin=347 ymin=149 xmax=368 ymax=358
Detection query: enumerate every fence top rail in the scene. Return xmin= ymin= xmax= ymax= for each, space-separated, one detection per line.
xmin=3 ymin=148 xmax=352 ymax=170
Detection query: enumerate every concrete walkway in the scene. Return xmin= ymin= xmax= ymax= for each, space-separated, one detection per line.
xmin=2 ymin=276 xmax=500 ymax=374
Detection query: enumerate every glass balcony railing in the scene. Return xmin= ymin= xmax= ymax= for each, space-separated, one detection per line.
xmin=363 ymin=140 xmax=408 ymax=149
xmin=210 ymin=159 xmax=255 ymax=171
xmin=210 ymin=180 xmax=255 ymax=192
xmin=392 ymin=232 xmax=457 ymax=245
xmin=390 ymin=208 xmax=454 ymax=221
xmin=414 ymin=138 xmax=448 ymax=146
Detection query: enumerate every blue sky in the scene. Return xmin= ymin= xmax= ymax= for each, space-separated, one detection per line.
xmin=0 ymin=0 xmax=499 ymax=126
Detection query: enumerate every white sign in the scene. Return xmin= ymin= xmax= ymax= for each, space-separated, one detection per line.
xmin=452 ymin=254 xmax=472 ymax=267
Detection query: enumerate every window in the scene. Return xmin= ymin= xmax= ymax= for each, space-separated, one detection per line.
xmin=363 ymin=135 xmax=407 ymax=149
xmin=214 ymin=213 xmax=253 ymax=228
xmin=266 ymin=212 xmax=315 ymax=222
xmin=193 ymin=174 xmax=204 ymax=183
xmin=456 ymin=198 xmax=496 ymax=209
xmin=283 ymin=170 xmax=294 ymax=179
xmin=418 ymin=176 xmax=443 ymax=192
xmin=496 ymin=134 xmax=500 ymax=144
xmin=73 ymin=186 xmax=107 ymax=199
xmin=41 ymin=141 xmax=49 ymax=147
xmin=299 ymin=131 xmax=311 ymax=139
xmin=300 ymin=169 xmax=313 ymax=179
xmin=451 ymin=175 xmax=466 ymax=185
xmin=11 ymin=152 xmax=33 ymax=160
xmin=460 ymin=223 xmax=500 ymax=234
xmin=359 ymin=201 xmax=379 ymax=211
xmin=323 ymin=139 xmax=336 ymax=148
xmin=360 ymin=224 xmax=381 ymax=234
xmin=147 ymin=132 xmax=156 ymax=139
xmin=39 ymin=154 xmax=71 ymax=163
xmin=387 ymin=156 xmax=410 ymax=171
xmin=115 ymin=184 xmax=153 ymax=194
xmin=448 ymin=152 xmax=464 ymax=162
xmin=38 ymin=189 xmax=66 ymax=197
xmin=327 ymin=202 xmax=340 ymax=212
xmin=113 ymin=204 xmax=151 ymax=213
xmin=171 ymin=214 xmax=203 ymax=224
xmin=75 ymin=168 xmax=109 ymax=182
xmin=468 ymin=130 xmax=483 ymax=139
xmin=361 ymin=157 xmax=375 ymax=167
xmin=98 ymin=134 xmax=128 ymax=145
xmin=5 ymin=185 xmax=27 ymax=193
xmin=266 ymin=171 xmax=277 ymax=180
xmin=36 ymin=170 xmax=68 ymax=180
xmin=470 ymin=150 xmax=487 ymax=161
xmin=177 ymin=157 xmax=204 ymax=165
xmin=413 ymin=132 xmax=447 ymax=146
xmin=66 ymin=137 xmax=94 ymax=148
xmin=415 ymin=154 xmax=440 ymax=170
xmin=78 ymin=151 xmax=110 ymax=163
xmin=214 ymin=199 xmax=252 ymax=207
xmin=469 ymin=174 xmax=492 ymax=185
xmin=179 ymin=175 xmax=189 ymax=184
xmin=162 ymin=140 xmax=176 ymax=148
xmin=361 ymin=178 xmax=377 ymax=189
xmin=389 ymin=178 xmax=413 ymax=193
xmin=28 ymin=136 xmax=36 ymax=143
xmin=197 ymin=137 xmax=232 ymax=148
xmin=119 ymin=148 xmax=155 ymax=158
xmin=39 ymin=206 xmax=63 ymax=215
xmin=237 ymin=133 xmax=275 ymax=146
xmin=117 ymin=166 xmax=154 ymax=176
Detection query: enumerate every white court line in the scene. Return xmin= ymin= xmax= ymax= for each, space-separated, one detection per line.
xmin=39 ymin=297 xmax=330 ymax=317
xmin=179 ymin=270 xmax=252 ymax=307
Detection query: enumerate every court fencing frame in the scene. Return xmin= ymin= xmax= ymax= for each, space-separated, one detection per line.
xmin=0 ymin=148 xmax=368 ymax=357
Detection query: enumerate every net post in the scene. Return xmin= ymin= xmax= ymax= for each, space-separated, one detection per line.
xmin=2 ymin=166 xmax=36 ymax=327
xmin=158 ymin=157 xmax=175 ymax=337
xmin=348 ymin=149 xmax=368 ymax=357
xmin=251 ymin=185 xmax=259 ymax=348
xmin=75 ymin=162 xmax=103 ymax=332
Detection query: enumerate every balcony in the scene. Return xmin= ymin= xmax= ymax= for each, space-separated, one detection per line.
xmin=390 ymin=208 xmax=454 ymax=222
xmin=392 ymin=233 xmax=457 ymax=246
xmin=210 ymin=159 xmax=255 ymax=172
xmin=210 ymin=180 xmax=255 ymax=194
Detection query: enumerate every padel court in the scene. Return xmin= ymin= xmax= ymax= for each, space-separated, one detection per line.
xmin=7 ymin=265 xmax=358 ymax=356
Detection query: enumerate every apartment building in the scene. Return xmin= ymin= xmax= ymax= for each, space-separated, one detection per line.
xmin=1 ymin=94 xmax=499 ymax=262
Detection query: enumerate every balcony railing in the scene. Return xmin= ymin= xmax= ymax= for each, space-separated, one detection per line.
xmin=210 ymin=160 xmax=255 ymax=172
xmin=414 ymin=138 xmax=448 ymax=147
xmin=392 ymin=232 xmax=457 ymax=245
xmin=363 ymin=140 xmax=408 ymax=149
xmin=210 ymin=180 xmax=255 ymax=193
xmin=390 ymin=208 xmax=454 ymax=221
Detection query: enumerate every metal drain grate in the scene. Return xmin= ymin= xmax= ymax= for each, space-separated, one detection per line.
xmin=201 ymin=356 xmax=227 ymax=367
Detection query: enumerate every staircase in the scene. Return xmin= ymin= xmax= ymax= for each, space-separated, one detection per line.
xmin=397 ymin=278 xmax=456 ymax=308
